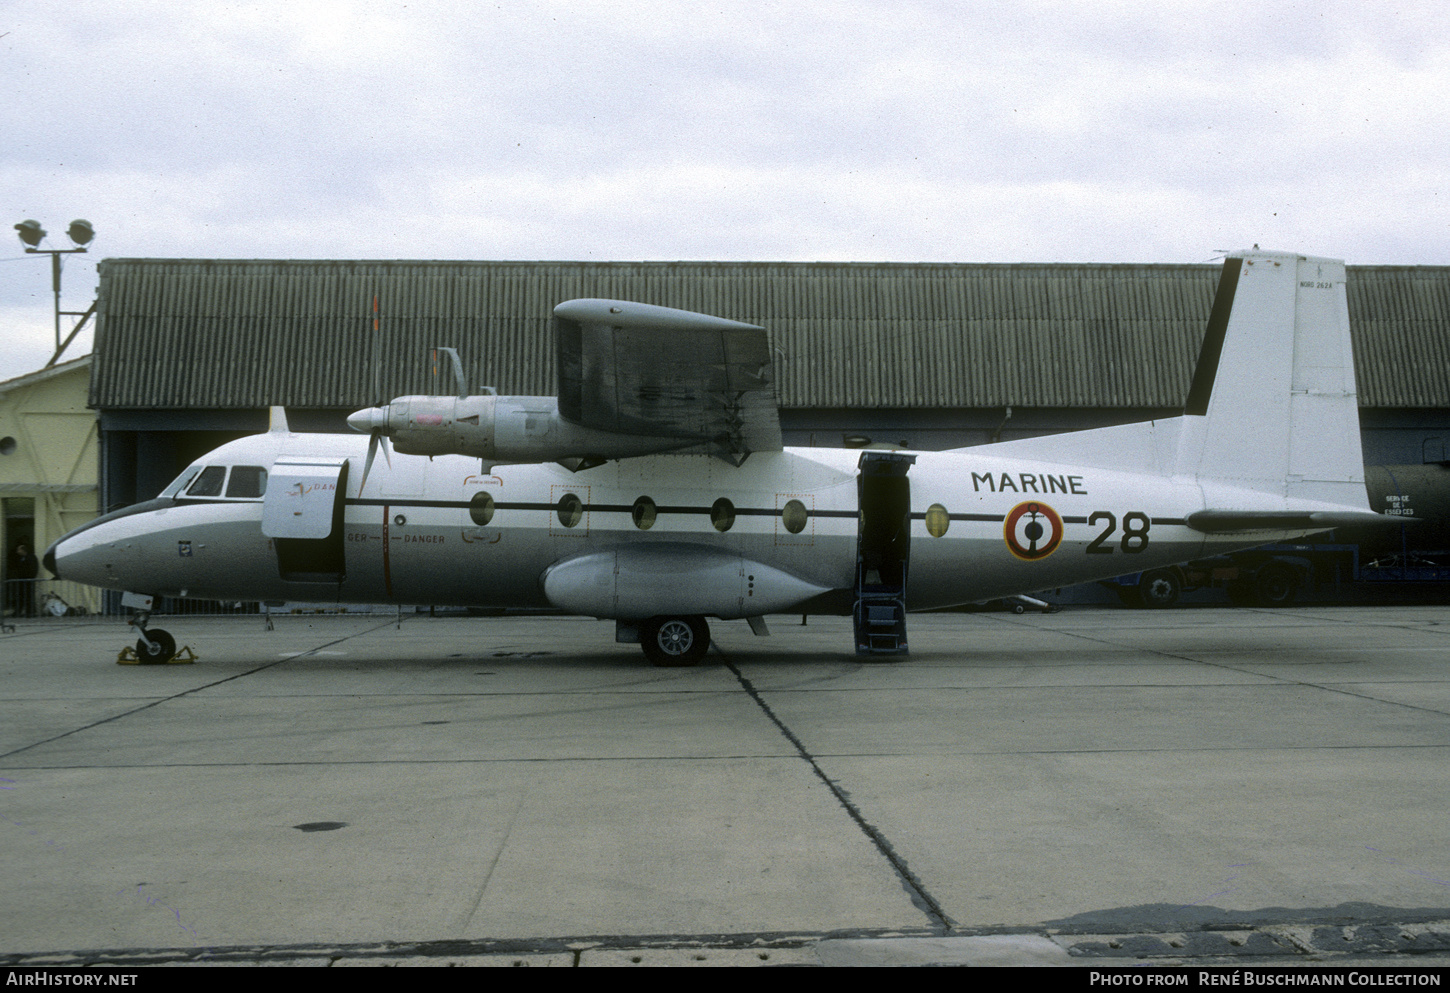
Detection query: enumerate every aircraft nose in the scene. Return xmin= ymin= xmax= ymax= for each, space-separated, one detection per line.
xmin=43 ymin=543 xmax=59 ymax=579
xmin=347 ymin=406 xmax=388 ymax=434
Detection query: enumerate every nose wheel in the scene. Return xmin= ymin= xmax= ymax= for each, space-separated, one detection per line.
xmin=135 ymin=628 xmax=176 ymax=663
xmin=122 ymin=607 xmax=181 ymax=664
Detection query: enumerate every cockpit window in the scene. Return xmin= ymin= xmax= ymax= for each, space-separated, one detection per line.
xmin=226 ymin=466 xmax=268 ymax=498
xmin=186 ymin=466 xmax=227 ymax=497
xmin=160 ymin=467 xmax=201 ymax=499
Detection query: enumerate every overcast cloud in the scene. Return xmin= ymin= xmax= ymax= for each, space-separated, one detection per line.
xmin=3 ymin=0 xmax=1448 ymax=380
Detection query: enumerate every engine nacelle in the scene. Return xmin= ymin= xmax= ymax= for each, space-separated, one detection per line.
xmin=347 ymin=395 xmax=691 ymax=466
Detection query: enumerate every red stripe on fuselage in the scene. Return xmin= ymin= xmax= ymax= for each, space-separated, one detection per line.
xmin=382 ymin=504 xmax=393 ymax=600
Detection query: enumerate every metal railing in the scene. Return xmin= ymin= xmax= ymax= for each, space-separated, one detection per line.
xmin=4 ymin=578 xmax=102 ymax=619
xmin=3 ymin=579 xmax=450 ymax=623
xmin=4 ymin=580 xmax=267 ymax=620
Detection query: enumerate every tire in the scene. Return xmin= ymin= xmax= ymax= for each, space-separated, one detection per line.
xmin=135 ymin=628 xmax=176 ymax=663
xmin=1253 ymin=562 xmax=1299 ymax=607
xmin=1137 ymin=569 xmax=1181 ymax=609
xmin=641 ymin=616 xmax=710 ymax=667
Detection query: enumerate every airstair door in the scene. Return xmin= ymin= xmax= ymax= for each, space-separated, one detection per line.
xmin=854 ymin=452 xmax=916 ymax=655
xmin=262 ymin=457 xmax=348 ymax=583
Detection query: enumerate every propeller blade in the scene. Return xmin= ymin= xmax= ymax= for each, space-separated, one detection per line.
xmin=359 ymin=432 xmax=380 ymax=492
xmin=349 ymin=406 xmax=392 ymax=492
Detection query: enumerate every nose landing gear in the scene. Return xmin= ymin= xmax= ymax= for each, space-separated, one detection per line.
xmin=133 ymin=623 xmax=176 ymax=663
xmin=117 ymin=608 xmax=192 ymax=664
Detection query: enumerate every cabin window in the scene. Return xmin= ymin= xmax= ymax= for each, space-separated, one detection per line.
xmin=470 ymin=491 xmax=495 ymax=526
xmin=710 ymin=497 xmax=735 ymax=533
xmin=186 ymin=466 xmax=227 ymax=497
xmin=925 ymin=503 xmax=950 ymax=538
xmin=781 ymin=499 xmax=809 ymax=534
xmin=557 ymin=492 xmax=583 ymax=529
xmin=226 ymin=466 xmax=268 ymax=498
xmin=632 ymin=496 xmax=657 ymax=530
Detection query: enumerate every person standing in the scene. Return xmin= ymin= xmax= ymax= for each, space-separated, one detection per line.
xmin=9 ymin=543 xmax=39 ymax=618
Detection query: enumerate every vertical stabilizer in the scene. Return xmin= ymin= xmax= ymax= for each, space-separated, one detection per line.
xmin=1184 ymin=250 xmax=1367 ymax=512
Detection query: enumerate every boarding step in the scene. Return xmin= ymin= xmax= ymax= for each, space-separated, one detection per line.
xmin=853 ymin=597 xmax=908 ymax=655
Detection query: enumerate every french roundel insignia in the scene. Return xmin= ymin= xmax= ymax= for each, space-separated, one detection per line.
xmin=1004 ymin=501 xmax=1064 ymax=561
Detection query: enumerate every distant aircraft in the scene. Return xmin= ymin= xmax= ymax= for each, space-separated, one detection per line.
xmin=46 ymin=249 xmax=1388 ymax=665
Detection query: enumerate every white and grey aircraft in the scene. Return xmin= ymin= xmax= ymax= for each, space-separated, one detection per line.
xmin=46 ymin=248 xmax=1388 ymax=665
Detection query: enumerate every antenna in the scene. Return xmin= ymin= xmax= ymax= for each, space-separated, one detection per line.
xmin=433 ymin=347 xmax=471 ymax=398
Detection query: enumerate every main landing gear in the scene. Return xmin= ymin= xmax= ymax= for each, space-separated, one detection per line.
xmin=640 ymin=615 xmax=711 ymax=667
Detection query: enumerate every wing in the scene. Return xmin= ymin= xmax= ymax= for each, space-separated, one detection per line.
xmin=553 ymin=299 xmax=782 ymax=465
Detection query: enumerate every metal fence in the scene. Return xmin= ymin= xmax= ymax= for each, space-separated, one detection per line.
xmin=2 ymin=579 xmax=469 ymax=625
xmin=6 ymin=579 xmax=264 ymax=619
xmin=4 ymin=578 xmax=102 ymax=620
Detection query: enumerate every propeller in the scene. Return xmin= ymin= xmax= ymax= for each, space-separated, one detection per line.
xmin=347 ymin=406 xmax=392 ymax=491
xmin=354 ymin=292 xmax=393 ymax=492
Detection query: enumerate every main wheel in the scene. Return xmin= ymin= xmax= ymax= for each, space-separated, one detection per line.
xmin=135 ymin=628 xmax=176 ymax=663
xmin=1137 ymin=569 xmax=1181 ymax=609
xmin=641 ymin=616 xmax=710 ymax=667
xmin=1253 ymin=562 xmax=1299 ymax=607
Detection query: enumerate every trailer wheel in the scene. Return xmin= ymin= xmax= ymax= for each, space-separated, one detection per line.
xmin=1253 ymin=562 xmax=1299 ymax=607
xmin=1137 ymin=569 xmax=1181 ymax=608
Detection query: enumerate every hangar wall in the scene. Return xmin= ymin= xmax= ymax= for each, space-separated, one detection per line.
xmin=0 ymin=358 xmax=100 ymax=610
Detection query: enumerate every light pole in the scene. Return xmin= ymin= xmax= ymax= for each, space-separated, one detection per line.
xmin=14 ymin=219 xmax=97 ymax=365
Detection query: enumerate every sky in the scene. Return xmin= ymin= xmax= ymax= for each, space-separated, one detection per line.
xmin=3 ymin=0 xmax=1448 ymax=381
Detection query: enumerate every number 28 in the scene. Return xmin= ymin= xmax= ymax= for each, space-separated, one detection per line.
xmin=1085 ymin=511 xmax=1150 ymax=553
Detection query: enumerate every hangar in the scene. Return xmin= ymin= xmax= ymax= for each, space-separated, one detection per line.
xmin=88 ymin=258 xmax=1450 ymax=515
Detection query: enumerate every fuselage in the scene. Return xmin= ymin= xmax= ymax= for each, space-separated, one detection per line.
xmin=47 ymin=429 xmax=1299 ymax=616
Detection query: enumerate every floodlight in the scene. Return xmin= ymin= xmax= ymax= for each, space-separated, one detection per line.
xmin=14 ymin=215 xmax=97 ymax=362
xmin=66 ymin=219 xmax=94 ymax=246
xmin=14 ymin=219 xmax=46 ymax=247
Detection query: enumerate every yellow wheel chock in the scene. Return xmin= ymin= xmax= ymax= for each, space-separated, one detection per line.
xmin=117 ymin=645 xmax=198 ymax=665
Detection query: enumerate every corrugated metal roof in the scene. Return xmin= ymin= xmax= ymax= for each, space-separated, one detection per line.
xmin=90 ymin=259 xmax=1450 ymax=410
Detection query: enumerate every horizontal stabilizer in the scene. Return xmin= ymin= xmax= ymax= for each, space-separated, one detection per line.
xmin=1187 ymin=509 xmax=1401 ymax=534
